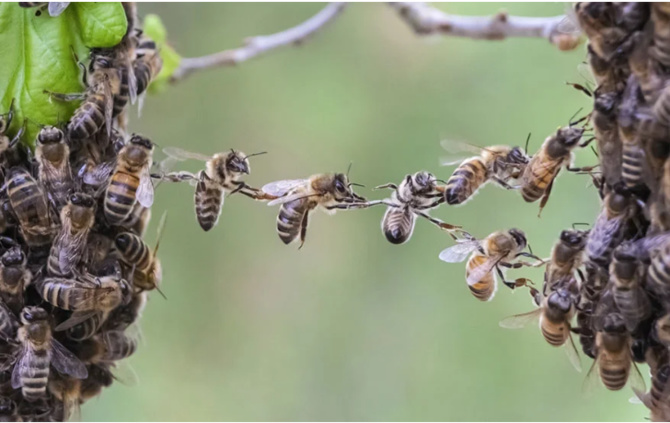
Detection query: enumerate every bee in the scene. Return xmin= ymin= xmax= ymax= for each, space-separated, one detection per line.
xmin=500 ymin=284 xmax=582 ymax=372
xmin=647 ymin=236 xmax=670 ymax=302
xmin=103 ymin=291 xmax=146 ymax=332
xmin=440 ymin=141 xmax=529 ymax=205
xmin=35 ymin=126 xmax=72 ymax=211
xmin=584 ymin=312 xmax=645 ymax=392
xmin=0 ymin=247 xmax=30 ymax=316
xmin=47 ymin=193 xmax=96 ymax=277
xmin=618 ymin=76 xmax=650 ymax=191
xmin=5 ymin=167 xmax=54 ymax=248
xmin=544 ymin=228 xmax=588 ymax=291
xmin=635 ymin=364 xmax=670 ymax=422
xmin=65 ymin=311 xmax=107 ymax=342
xmin=122 ymin=203 xmax=151 ymax=237
xmin=0 ymin=303 xmax=17 ymax=342
xmin=78 ymin=364 xmax=113 ymax=404
xmin=520 ymin=124 xmax=586 ymax=215
xmin=114 ymin=212 xmax=166 ymax=296
xmin=351 ymin=172 xmax=461 ymax=244
xmin=262 ymin=172 xmax=366 ymax=247
xmin=0 ymin=99 xmax=24 ymax=156
xmin=134 ymin=34 xmax=163 ymax=99
xmin=0 ymin=397 xmax=19 ymax=422
xmin=585 ymin=186 xmax=637 ymax=267
xmin=576 ymin=262 xmax=609 ymax=359
xmin=12 ymin=306 xmax=87 ymax=402
xmin=651 ymin=3 xmax=670 ymax=69
xmin=439 ymin=229 xmax=542 ymax=302
xmin=160 ymin=147 xmax=267 ymax=232
xmin=610 ymin=245 xmax=652 ymax=332
xmin=48 ymin=375 xmax=81 ymax=422
xmin=574 ymin=2 xmax=631 ymax=61
xmin=103 ymin=134 xmax=154 ymax=225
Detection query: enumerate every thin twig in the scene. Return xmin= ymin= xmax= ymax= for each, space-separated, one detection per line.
xmin=170 ymin=3 xmax=347 ymax=82
xmin=388 ymin=2 xmax=582 ymax=51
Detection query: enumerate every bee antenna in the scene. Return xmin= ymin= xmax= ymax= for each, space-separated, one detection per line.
xmin=527 ymin=243 xmax=534 ymax=255
xmin=572 ymin=222 xmax=590 ymax=229
xmin=346 ymin=161 xmax=353 ymax=178
xmin=434 ymin=178 xmax=448 ymax=184
xmin=154 ymin=284 xmax=168 ymax=300
xmin=349 ymin=182 xmax=365 ymax=188
xmin=524 ymin=132 xmax=531 ymax=155
xmin=243 ymin=151 xmax=267 ymax=159
xmin=568 ymin=107 xmax=584 ymax=126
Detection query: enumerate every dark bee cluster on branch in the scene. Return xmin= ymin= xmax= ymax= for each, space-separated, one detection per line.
xmin=0 ymin=2 xmax=165 ymax=421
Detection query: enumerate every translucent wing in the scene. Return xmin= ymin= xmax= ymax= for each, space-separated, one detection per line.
xmin=499 ymin=308 xmax=540 ymax=329
xmin=557 ymin=9 xmax=581 ymax=35
xmin=11 ymin=346 xmax=29 ymax=389
xmin=438 ymin=240 xmax=479 ymax=263
xmin=57 ymin=231 xmax=88 ymax=276
xmin=466 ymin=254 xmax=501 ymax=286
xmin=82 ymin=160 xmax=115 ymax=186
xmin=262 ymin=179 xmax=308 ymax=197
xmin=267 ymin=192 xmax=320 ymax=206
xmin=629 ymin=362 xmax=646 ymax=394
xmin=108 ymin=361 xmax=139 ymax=386
xmin=136 ymin=169 xmax=155 ymax=208
xmin=440 ymin=139 xmax=481 ymax=166
xmin=162 ymin=147 xmax=211 ymax=163
xmin=50 ymin=339 xmax=88 ymax=379
xmin=64 ymin=394 xmax=81 ymax=422
xmin=101 ymin=80 xmax=114 ymax=138
xmin=565 ymin=333 xmax=582 ymax=373
xmin=48 ymin=2 xmax=69 ymax=16
xmin=127 ymin=59 xmax=138 ymax=105
xmin=582 ymin=357 xmax=601 ymax=397
xmin=55 ymin=310 xmax=99 ymax=332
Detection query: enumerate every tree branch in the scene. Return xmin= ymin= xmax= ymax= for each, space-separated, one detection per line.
xmin=388 ymin=2 xmax=581 ymax=51
xmin=170 ymin=2 xmax=347 ymax=82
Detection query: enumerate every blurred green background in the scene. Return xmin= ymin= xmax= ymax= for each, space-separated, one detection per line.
xmin=84 ymin=3 xmax=644 ymax=421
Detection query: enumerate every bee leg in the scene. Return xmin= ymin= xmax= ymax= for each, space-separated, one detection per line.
xmin=513 ymin=251 xmax=546 ymax=266
xmin=7 ymin=120 xmax=26 ymax=149
xmin=495 ymin=266 xmax=528 ymax=290
xmin=415 ymin=211 xmax=461 ymax=239
xmin=576 ymin=268 xmax=586 ymax=285
xmin=567 ymin=165 xmax=599 ymax=173
xmin=298 ymin=212 xmax=309 ymax=250
xmin=373 ymin=183 xmax=398 ymax=190
xmin=42 ymin=90 xmax=85 ymax=102
xmin=537 ymin=178 xmax=555 ymax=217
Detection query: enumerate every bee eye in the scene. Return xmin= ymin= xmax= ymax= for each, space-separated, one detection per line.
xmin=335 ymin=180 xmax=345 ymax=193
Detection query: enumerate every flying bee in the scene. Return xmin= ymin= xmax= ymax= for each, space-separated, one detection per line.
xmin=262 ymin=172 xmax=367 ymax=247
xmin=12 ymin=306 xmax=87 ymax=402
xmin=545 ymin=228 xmax=588 ymax=291
xmin=5 ymin=167 xmax=54 ymax=248
xmin=159 ymin=147 xmax=267 ymax=232
xmin=584 ymin=312 xmax=645 ymax=392
xmin=609 ymin=245 xmax=652 ymax=332
xmin=521 ymin=124 xmax=588 ymax=215
xmin=47 ymin=193 xmax=96 ymax=277
xmin=585 ymin=185 xmax=637 ymax=267
xmin=103 ymin=134 xmax=154 ymax=225
xmin=439 ymin=229 xmax=543 ymax=302
xmin=114 ymin=212 xmax=167 ymax=296
xmin=0 ymin=246 xmax=30 ymax=316
xmin=440 ymin=140 xmax=529 ymax=205
xmin=500 ymin=283 xmax=582 ymax=372
xmin=35 ymin=125 xmax=72 ymax=211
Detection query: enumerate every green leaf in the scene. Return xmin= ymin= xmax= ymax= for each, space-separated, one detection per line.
xmin=0 ymin=3 xmax=127 ymax=147
xmin=143 ymin=14 xmax=181 ymax=94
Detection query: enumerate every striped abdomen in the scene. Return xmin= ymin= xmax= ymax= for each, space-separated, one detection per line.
xmin=650 ymin=365 xmax=670 ymax=412
xmin=540 ymin=317 xmax=569 ymax=347
xmin=465 ymin=254 xmax=495 ymax=301
xmin=113 ymin=67 xmax=129 ymax=117
xmin=66 ymin=312 xmax=105 ymax=341
xmin=0 ymin=307 xmax=15 ymax=340
xmin=39 ymin=278 xmax=90 ymax=311
xmin=102 ymin=332 xmax=137 ymax=361
xmin=445 ymin=158 xmax=488 ymax=205
xmin=576 ymin=311 xmax=596 ymax=359
xmin=20 ymin=347 xmax=49 ymax=401
xmin=194 ymin=173 xmax=223 ymax=232
xmin=115 ymin=232 xmax=151 ymax=272
xmin=599 ymin=352 xmax=630 ymax=391
xmin=381 ymin=207 xmax=415 ymax=245
xmin=68 ymin=92 xmax=107 ymax=139
xmin=649 ymin=245 xmax=670 ymax=298
xmin=622 ymin=142 xmax=646 ymax=188
xmin=104 ymin=171 xmax=139 ymax=224
xmin=7 ymin=170 xmax=51 ymax=246
xmin=521 ymin=154 xmax=562 ymax=202
xmin=276 ymin=197 xmax=308 ymax=245
xmin=613 ymin=287 xmax=650 ymax=330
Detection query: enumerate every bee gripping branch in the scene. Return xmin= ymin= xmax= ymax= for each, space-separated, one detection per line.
xmin=388 ymin=2 xmax=582 ymax=51
xmin=169 ymin=2 xmax=348 ymax=83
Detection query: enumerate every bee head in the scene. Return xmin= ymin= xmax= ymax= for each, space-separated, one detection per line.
xmin=37 ymin=126 xmax=64 ymax=144
xmin=612 ymin=246 xmax=638 ymax=281
xmin=547 ymin=289 xmax=573 ymax=314
xmin=331 ymin=173 xmax=365 ymax=203
xmin=129 ymin=134 xmax=153 ymax=151
xmin=69 ymin=192 xmax=96 ymax=209
xmin=593 ymin=90 xmax=618 ymax=115
xmin=508 ymin=228 xmax=527 ymax=250
xmin=0 ymin=397 xmax=15 ymax=415
xmin=506 ymin=146 xmax=529 ymax=164
xmin=559 ymin=229 xmax=587 ymax=248
xmin=225 ymin=150 xmax=250 ymax=175
xmin=20 ymin=306 xmax=47 ymax=325
xmin=1 ymin=246 xmax=24 ymax=267
xmin=602 ymin=313 xmax=627 ymax=334
xmin=114 ymin=233 xmax=133 ymax=252
xmin=559 ymin=126 xmax=585 ymax=148
xmin=652 ymin=315 xmax=670 ymax=347
xmin=411 ymin=171 xmax=434 ymax=191
xmin=606 ymin=184 xmax=632 ymax=213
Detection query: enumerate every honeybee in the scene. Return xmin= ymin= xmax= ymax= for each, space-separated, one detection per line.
xmin=114 ymin=212 xmax=166 ymax=296
xmin=78 ymin=364 xmax=113 ymax=404
xmin=12 ymin=306 xmax=87 ymax=402
xmin=585 ymin=186 xmax=637 ymax=267
xmin=635 ymin=364 xmax=670 ymax=422
xmin=440 ymin=141 xmax=529 ymax=205
xmin=48 ymin=374 xmax=81 ymax=422
xmin=160 ymin=147 xmax=267 ymax=232
xmin=520 ymin=124 xmax=586 ymax=215
xmin=0 ymin=100 xmax=24 ymax=156
xmin=0 ymin=303 xmax=17 ymax=342
xmin=47 ymin=193 xmax=96 ymax=277
xmin=103 ymin=134 xmax=154 ymax=225
xmin=576 ymin=262 xmax=609 ymax=359
xmin=610 ymin=245 xmax=652 ymax=332
xmin=103 ymin=291 xmax=146 ymax=332
xmin=5 ymin=167 xmax=54 ymax=248
xmin=545 ymin=228 xmax=588 ymax=291
xmin=262 ymin=172 xmax=366 ymax=247
xmin=0 ymin=247 xmax=30 ymax=316
xmin=0 ymin=397 xmax=19 ymax=422
xmin=349 ymin=172 xmax=461 ymax=244
xmin=651 ymin=3 xmax=670 ymax=69
xmin=35 ymin=126 xmax=72 ymax=211
xmin=500 ymin=284 xmax=582 ymax=372
xmin=439 ymin=229 xmax=542 ymax=302
xmin=134 ymin=34 xmax=163 ymax=101
xmin=65 ymin=311 xmax=107 ymax=342
xmin=584 ymin=312 xmax=645 ymax=392
xmin=647 ymin=236 xmax=670 ymax=302
xmin=618 ymin=76 xmax=650 ymax=191
xmin=574 ymin=2 xmax=631 ymax=60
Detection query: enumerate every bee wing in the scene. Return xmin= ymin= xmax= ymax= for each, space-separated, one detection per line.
xmin=82 ymin=160 xmax=115 ymax=186
xmin=47 ymin=2 xmax=69 ymax=16
xmin=55 ymin=310 xmax=98 ymax=332
xmin=262 ymin=179 xmax=308 ymax=198
xmin=58 ymin=232 xmax=88 ymax=276
xmin=564 ymin=333 xmax=582 ymax=373
xmin=108 ymin=361 xmax=139 ymax=386
xmin=50 ymin=338 xmax=88 ymax=379
xmin=582 ymin=355 xmax=601 ymax=397
xmin=440 ymin=140 xmax=481 ymax=166
xmin=557 ymin=8 xmax=581 ymax=35
xmin=162 ymin=147 xmax=211 ymax=163
xmin=64 ymin=393 xmax=81 ymax=422
xmin=586 ymin=214 xmax=623 ymax=259
xmin=466 ymin=254 xmax=501 ymax=286
xmin=136 ymin=169 xmax=155 ymax=208
xmin=438 ymin=241 xmax=479 ymax=263
xmin=10 ymin=346 xmax=29 ymax=389
xmin=127 ymin=59 xmax=138 ymax=105
xmin=629 ymin=361 xmax=646 ymax=394
xmin=498 ymin=308 xmax=541 ymax=329
xmin=102 ymin=80 xmax=114 ymax=138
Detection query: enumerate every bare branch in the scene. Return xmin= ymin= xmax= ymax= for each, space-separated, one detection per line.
xmin=388 ymin=2 xmax=582 ymax=51
xmin=171 ymin=2 xmax=347 ymax=82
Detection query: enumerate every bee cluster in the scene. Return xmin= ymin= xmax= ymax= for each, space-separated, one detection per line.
xmin=0 ymin=3 xmax=165 ymax=421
